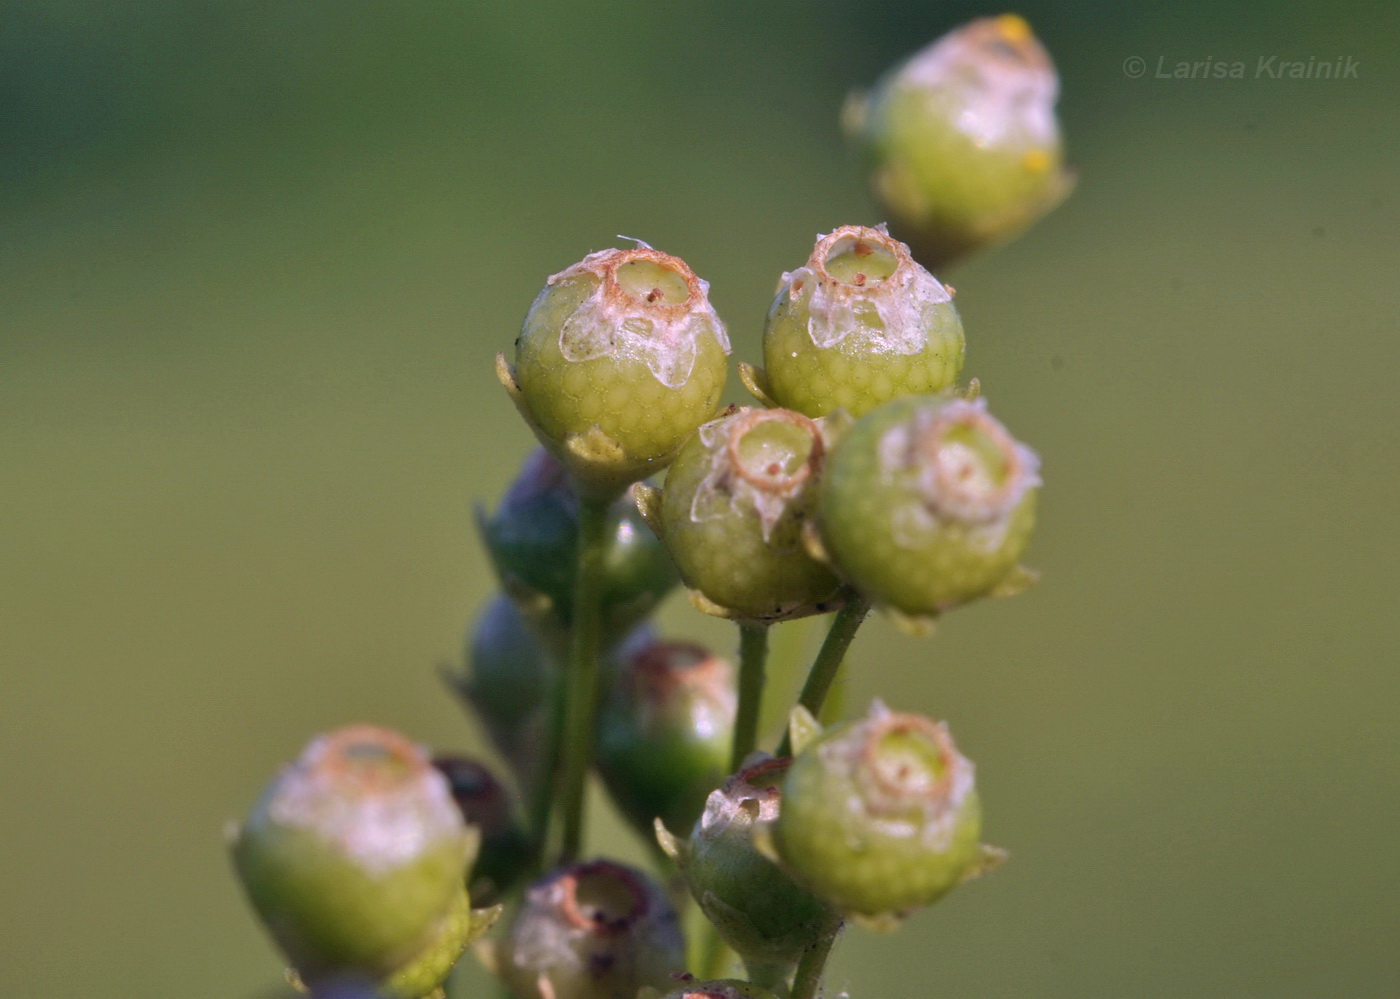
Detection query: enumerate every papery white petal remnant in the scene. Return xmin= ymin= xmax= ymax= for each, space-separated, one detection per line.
xmin=784 ymin=225 xmax=951 ymax=353
xmin=877 ymin=396 xmax=1040 ymax=551
xmin=689 ymin=408 xmax=824 ymax=546
xmin=816 ymin=701 xmax=976 ymax=853
xmin=547 ymin=246 xmax=730 ymax=389
xmin=899 ymin=14 xmax=1060 ymax=150
xmin=267 ymin=725 xmax=465 ymax=875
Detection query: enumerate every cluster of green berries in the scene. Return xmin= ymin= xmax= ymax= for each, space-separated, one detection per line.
xmin=230 ymin=15 xmax=1068 ymax=999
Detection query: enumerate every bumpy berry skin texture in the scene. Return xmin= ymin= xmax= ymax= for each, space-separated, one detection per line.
xmin=682 ymin=758 xmax=841 ymax=971
xmin=596 ymin=639 xmax=736 ymax=837
xmin=479 ymin=449 xmax=678 ymax=641
xmin=230 ymin=726 xmax=476 ymax=990
xmin=658 ymin=408 xmax=843 ymax=623
xmin=774 ymin=702 xmax=982 ymax=918
xmin=509 ymin=246 xmax=731 ymax=497
xmin=499 ymin=860 xmax=685 ymax=999
xmin=818 ymin=394 xmax=1038 ymax=617
xmin=844 ymin=15 xmax=1073 ymax=269
xmin=763 ymin=226 xmax=964 ymax=419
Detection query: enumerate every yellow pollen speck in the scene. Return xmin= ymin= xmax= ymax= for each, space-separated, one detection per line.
xmin=995 ymin=14 xmax=1032 ymax=43
xmin=1022 ymin=149 xmax=1051 ymax=173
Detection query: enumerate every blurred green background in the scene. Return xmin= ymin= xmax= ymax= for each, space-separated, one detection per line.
xmin=3 ymin=1 xmax=1398 ymax=996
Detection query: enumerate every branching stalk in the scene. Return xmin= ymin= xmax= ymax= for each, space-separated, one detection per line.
xmin=556 ymin=493 xmax=612 ymax=863
xmin=790 ymin=929 xmax=839 ymax=999
xmin=731 ymin=621 xmax=770 ymax=770
xmin=777 ymin=592 xmax=871 ymax=757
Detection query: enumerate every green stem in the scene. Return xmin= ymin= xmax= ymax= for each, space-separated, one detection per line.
xmin=696 ymin=915 xmax=732 ymax=981
xmin=777 ymin=592 xmax=871 ymax=757
xmin=731 ymin=621 xmax=770 ymax=771
xmin=789 ymin=929 xmax=839 ymax=999
xmin=526 ymin=644 xmax=566 ymax=867
xmin=556 ymin=494 xmax=612 ymax=864
xmin=744 ymin=958 xmax=792 ymax=995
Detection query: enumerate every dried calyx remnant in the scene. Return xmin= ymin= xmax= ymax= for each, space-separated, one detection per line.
xmin=773 ymin=701 xmax=988 ymax=919
xmin=785 ymin=226 xmax=951 ymax=353
xmin=889 ymin=396 xmax=1039 ymax=532
xmin=655 ymin=407 xmax=843 ymax=622
xmin=506 ymin=243 xmax=731 ymax=494
xmin=498 ymin=859 xmax=684 ymax=999
xmin=762 ymin=225 xmax=965 ymax=419
xmin=549 ymin=247 xmax=730 ymax=390
xmin=698 ymin=408 xmax=825 ymax=544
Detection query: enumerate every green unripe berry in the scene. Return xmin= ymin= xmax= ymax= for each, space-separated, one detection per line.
xmin=596 ymin=639 xmax=736 ymax=838
xmin=479 ymin=449 xmax=679 ymax=641
xmin=762 ymin=226 xmax=965 ymax=418
xmin=498 ymin=860 xmax=685 ymax=999
xmin=231 ymin=726 xmax=477 ymax=990
xmin=818 ymin=394 xmax=1039 ymax=617
xmin=774 ymin=702 xmax=984 ymax=919
xmin=445 ymin=595 xmax=553 ymax=797
xmin=844 ymin=15 xmax=1073 ymax=269
xmin=657 ymin=408 xmax=843 ymax=622
xmin=432 ymin=756 xmax=533 ymax=906
xmin=505 ymin=245 xmax=731 ymax=497
xmin=658 ymin=981 xmax=779 ymax=999
xmin=681 ymin=757 xmax=840 ymax=972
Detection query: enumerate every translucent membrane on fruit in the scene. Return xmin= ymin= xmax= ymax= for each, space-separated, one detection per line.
xmin=683 ymin=757 xmax=840 ymax=968
xmin=551 ymin=247 xmax=731 ymax=389
xmin=782 ymin=225 xmax=951 ymax=353
xmin=819 ymin=394 xmax=1039 ymax=615
xmin=694 ymin=408 xmax=825 ymax=543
